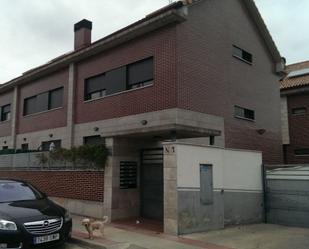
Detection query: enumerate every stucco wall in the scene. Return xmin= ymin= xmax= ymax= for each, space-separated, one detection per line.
xmin=164 ymin=142 xmax=263 ymax=235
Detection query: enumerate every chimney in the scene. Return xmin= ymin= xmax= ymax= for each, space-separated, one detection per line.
xmin=74 ymin=19 xmax=92 ymax=50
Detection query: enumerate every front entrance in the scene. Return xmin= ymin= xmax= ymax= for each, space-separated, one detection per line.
xmin=141 ymin=148 xmax=164 ymax=221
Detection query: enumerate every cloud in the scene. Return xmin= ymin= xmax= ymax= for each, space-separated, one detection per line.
xmin=0 ymin=0 xmax=308 ymax=83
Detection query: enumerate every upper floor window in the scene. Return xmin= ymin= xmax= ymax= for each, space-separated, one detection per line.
xmin=292 ymin=107 xmax=307 ymax=115
xmin=84 ymin=57 xmax=154 ymax=101
xmin=0 ymin=104 xmax=11 ymax=122
xmin=233 ymin=45 xmax=253 ymax=64
xmin=23 ymin=87 xmax=63 ymax=116
xmin=294 ymin=148 xmax=309 ymax=156
xmin=234 ymin=106 xmax=255 ymax=121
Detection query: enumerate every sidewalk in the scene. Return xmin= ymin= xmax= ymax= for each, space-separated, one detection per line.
xmin=71 ymin=215 xmax=233 ymax=249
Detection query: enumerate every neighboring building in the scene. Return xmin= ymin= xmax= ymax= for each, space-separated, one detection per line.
xmin=281 ymin=61 xmax=309 ymax=164
xmin=0 ymin=0 xmax=284 ymax=234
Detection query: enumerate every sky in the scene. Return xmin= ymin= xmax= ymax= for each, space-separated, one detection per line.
xmin=0 ymin=0 xmax=308 ymax=84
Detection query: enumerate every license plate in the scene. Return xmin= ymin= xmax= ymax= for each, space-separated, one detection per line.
xmin=33 ymin=233 xmax=60 ymax=244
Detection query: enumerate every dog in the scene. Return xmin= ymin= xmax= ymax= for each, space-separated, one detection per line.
xmin=82 ymin=216 xmax=109 ymax=239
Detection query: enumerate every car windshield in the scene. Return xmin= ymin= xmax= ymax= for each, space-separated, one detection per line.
xmin=0 ymin=182 xmax=44 ymax=203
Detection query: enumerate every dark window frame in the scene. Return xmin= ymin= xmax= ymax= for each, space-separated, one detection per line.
xmin=84 ymin=57 xmax=154 ymax=101
xmin=292 ymin=107 xmax=307 ymax=116
xmin=294 ymin=149 xmax=309 ymax=156
xmin=233 ymin=45 xmax=253 ymax=64
xmin=0 ymin=104 xmax=11 ymax=122
xmin=234 ymin=105 xmax=255 ymax=121
xmin=23 ymin=87 xmax=64 ymax=116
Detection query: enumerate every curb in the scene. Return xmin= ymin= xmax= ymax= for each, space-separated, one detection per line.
xmin=70 ymin=237 xmax=108 ymax=249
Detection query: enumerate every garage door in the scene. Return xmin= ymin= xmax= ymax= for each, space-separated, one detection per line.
xmin=266 ymin=166 xmax=309 ymax=227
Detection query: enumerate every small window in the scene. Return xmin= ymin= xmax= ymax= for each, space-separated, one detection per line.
xmin=234 ymin=106 xmax=255 ymax=121
xmin=21 ymin=143 xmax=29 ymax=151
xmin=1 ymin=104 xmax=11 ymax=122
xmin=83 ymin=136 xmax=105 ymax=146
xmin=200 ymin=164 xmax=213 ymax=205
xmin=2 ymin=146 xmax=8 ymax=150
xmin=294 ymin=149 xmax=309 ymax=156
xmin=233 ymin=45 xmax=253 ymax=64
xmin=292 ymin=107 xmax=307 ymax=115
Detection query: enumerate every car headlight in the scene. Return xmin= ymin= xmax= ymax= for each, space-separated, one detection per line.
xmin=64 ymin=211 xmax=71 ymax=222
xmin=0 ymin=219 xmax=17 ymax=231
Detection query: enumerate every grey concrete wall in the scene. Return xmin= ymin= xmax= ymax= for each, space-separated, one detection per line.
xmin=224 ymin=191 xmax=264 ymax=226
xmin=178 ymin=190 xmax=224 ymax=234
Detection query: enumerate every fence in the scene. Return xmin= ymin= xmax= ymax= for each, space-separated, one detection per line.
xmin=0 ymin=152 xmax=99 ymax=170
xmin=264 ymin=164 xmax=309 ymax=228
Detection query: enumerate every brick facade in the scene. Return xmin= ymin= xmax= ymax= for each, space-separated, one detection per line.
xmin=0 ymin=170 xmax=104 ymax=202
xmin=284 ymin=93 xmax=309 ymax=163
xmin=176 ymin=0 xmax=282 ymax=163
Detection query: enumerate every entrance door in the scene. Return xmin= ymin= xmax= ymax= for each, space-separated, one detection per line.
xmin=141 ymin=148 xmax=164 ymax=220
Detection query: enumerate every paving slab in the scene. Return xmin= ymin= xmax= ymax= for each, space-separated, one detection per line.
xmin=183 ymin=223 xmax=309 ymax=249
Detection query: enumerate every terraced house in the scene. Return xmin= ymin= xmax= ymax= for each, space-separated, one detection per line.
xmin=0 ymin=0 xmax=284 ymax=234
xmin=281 ymin=61 xmax=309 ymax=164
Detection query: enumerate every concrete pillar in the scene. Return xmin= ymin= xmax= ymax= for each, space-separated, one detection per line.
xmin=11 ymin=86 xmax=18 ymax=149
xmin=163 ymin=143 xmax=178 ymax=235
xmin=103 ymin=138 xmax=114 ymax=219
xmin=66 ymin=63 xmax=75 ymax=148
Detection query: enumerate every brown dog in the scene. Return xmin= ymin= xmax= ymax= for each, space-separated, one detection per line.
xmin=82 ymin=216 xmax=109 ymax=239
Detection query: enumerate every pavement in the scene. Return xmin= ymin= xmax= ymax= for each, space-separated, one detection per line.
xmin=71 ymin=215 xmax=231 ymax=249
xmin=70 ymin=215 xmax=309 ymax=249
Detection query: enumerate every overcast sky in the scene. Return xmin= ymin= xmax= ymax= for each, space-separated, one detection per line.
xmin=0 ymin=0 xmax=308 ymax=84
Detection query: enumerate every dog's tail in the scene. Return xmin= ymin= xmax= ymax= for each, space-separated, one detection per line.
xmin=102 ymin=216 xmax=109 ymax=224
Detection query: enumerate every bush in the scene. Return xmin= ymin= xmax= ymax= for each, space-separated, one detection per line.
xmin=49 ymin=144 xmax=108 ymax=169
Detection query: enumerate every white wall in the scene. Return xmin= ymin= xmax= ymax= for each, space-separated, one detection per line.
xmin=175 ymin=144 xmax=263 ymax=192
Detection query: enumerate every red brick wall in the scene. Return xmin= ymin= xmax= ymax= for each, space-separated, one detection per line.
xmin=17 ymin=69 xmax=69 ymax=134
xmin=0 ymin=90 xmax=14 ymax=137
xmin=176 ymin=0 xmax=282 ymax=163
xmin=0 ymin=170 xmax=104 ymax=202
xmin=285 ymin=93 xmax=309 ymax=164
xmin=75 ymin=26 xmax=177 ymax=124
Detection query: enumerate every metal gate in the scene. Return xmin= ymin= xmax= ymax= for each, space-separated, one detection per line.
xmin=141 ymin=148 xmax=164 ymax=220
xmin=265 ymin=165 xmax=309 ymax=227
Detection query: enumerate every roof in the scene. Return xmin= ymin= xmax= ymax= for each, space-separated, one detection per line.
xmin=280 ymin=60 xmax=309 ymax=90
xmin=0 ymin=0 xmax=284 ymax=93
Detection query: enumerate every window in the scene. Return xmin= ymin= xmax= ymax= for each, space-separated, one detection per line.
xmin=2 ymin=146 xmax=8 ymax=150
xmin=292 ymin=107 xmax=307 ymax=115
xmin=234 ymin=106 xmax=255 ymax=121
xmin=49 ymin=88 xmax=64 ymax=109
xmin=41 ymin=140 xmax=61 ymax=151
xmin=23 ymin=87 xmax=63 ymax=116
xmin=21 ymin=144 xmax=29 ymax=151
xmin=200 ymin=164 xmax=213 ymax=205
xmin=83 ymin=136 xmax=105 ymax=145
xmin=127 ymin=58 xmax=153 ymax=89
xmin=233 ymin=45 xmax=253 ymax=64
xmin=84 ymin=57 xmax=154 ymax=101
xmin=294 ymin=149 xmax=309 ymax=156
xmin=0 ymin=104 xmax=11 ymax=121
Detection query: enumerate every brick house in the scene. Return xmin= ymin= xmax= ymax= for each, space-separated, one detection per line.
xmin=0 ymin=0 xmax=284 ymax=234
xmin=281 ymin=61 xmax=309 ymax=164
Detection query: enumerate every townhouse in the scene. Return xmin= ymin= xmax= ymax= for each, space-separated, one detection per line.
xmin=281 ymin=61 xmax=309 ymax=164
xmin=0 ymin=0 xmax=285 ymax=234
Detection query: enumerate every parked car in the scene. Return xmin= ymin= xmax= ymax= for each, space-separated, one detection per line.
xmin=0 ymin=179 xmax=72 ymax=248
